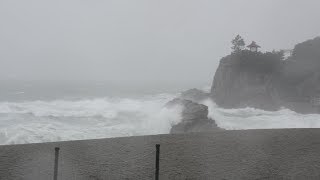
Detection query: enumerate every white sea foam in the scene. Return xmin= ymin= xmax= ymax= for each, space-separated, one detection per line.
xmin=0 ymin=94 xmax=182 ymax=145
xmin=1 ymin=94 xmax=320 ymax=145
xmin=202 ymin=99 xmax=320 ymax=130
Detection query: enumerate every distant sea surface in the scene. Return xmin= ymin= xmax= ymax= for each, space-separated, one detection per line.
xmin=0 ymin=80 xmax=199 ymax=101
xmin=1 ymin=80 xmax=320 ymax=145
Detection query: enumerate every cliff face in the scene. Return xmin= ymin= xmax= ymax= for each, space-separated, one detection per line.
xmin=211 ymin=51 xmax=282 ymax=110
xmin=211 ymin=37 xmax=320 ymax=113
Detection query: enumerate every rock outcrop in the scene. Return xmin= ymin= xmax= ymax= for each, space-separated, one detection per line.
xmin=211 ymin=50 xmax=283 ymax=111
xmin=211 ymin=37 xmax=320 ymax=113
xmin=166 ymin=98 xmax=221 ymax=134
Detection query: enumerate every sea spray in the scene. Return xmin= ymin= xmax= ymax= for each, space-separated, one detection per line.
xmin=0 ymin=94 xmax=182 ymax=145
xmin=2 ymin=94 xmax=320 ymax=145
xmin=202 ymin=99 xmax=320 ymax=130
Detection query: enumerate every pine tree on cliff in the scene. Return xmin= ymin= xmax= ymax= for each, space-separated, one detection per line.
xmin=231 ymin=35 xmax=245 ymax=52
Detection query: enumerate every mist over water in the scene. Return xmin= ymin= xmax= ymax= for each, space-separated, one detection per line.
xmin=1 ymin=87 xmax=320 ymax=145
xmin=0 ymin=93 xmax=183 ymax=145
xmin=203 ymin=100 xmax=320 ymax=130
xmin=0 ymin=80 xmax=204 ymax=101
xmin=0 ymin=0 xmax=320 ymax=146
xmin=0 ymin=81 xmax=320 ymax=145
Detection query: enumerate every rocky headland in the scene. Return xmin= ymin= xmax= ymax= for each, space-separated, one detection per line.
xmin=168 ymin=36 xmax=320 ymax=133
xmin=211 ymin=36 xmax=320 ymax=113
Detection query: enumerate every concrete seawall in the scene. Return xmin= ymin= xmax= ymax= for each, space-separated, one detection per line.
xmin=1 ymin=129 xmax=320 ymax=179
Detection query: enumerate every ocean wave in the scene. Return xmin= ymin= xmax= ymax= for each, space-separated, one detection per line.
xmin=0 ymin=94 xmax=182 ymax=144
xmin=202 ymin=99 xmax=320 ymax=130
xmin=2 ymin=94 xmax=320 ymax=145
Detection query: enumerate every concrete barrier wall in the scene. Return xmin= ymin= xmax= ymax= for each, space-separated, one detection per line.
xmin=1 ymin=129 xmax=320 ymax=179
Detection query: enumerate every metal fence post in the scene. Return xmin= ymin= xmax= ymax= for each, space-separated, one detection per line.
xmin=54 ymin=147 xmax=60 ymax=180
xmin=155 ymin=144 xmax=160 ymax=180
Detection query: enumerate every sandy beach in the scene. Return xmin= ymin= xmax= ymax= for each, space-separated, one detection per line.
xmin=1 ymin=129 xmax=320 ymax=180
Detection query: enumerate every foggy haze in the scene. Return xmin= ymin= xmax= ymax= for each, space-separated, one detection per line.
xmin=1 ymin=0 xmax=320 ymax=86
xmin=3 ymin=3 xmax=320 ymax=179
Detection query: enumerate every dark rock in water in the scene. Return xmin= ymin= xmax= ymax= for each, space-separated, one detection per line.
xmin=170 ymin=118 xmax=218 ymax=134
xmin=180 ymin=88 xmax=210 ymax=103
xmin=166 ymin=98 xmax=221 ymax=134
xmin=166 ymin=98 xmax=208 ymax=120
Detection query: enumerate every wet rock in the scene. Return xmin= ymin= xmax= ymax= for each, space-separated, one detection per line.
xmin=166 ymin=98 xmax=221 ymax=134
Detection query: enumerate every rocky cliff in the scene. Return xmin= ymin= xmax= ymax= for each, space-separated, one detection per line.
xmin=166 ymin=37 xmax=320 ymax=133
xmin=211 ymin=37 xmax=320 ymax=113
xmin=211 ymin=50 xmax=283 ymax=110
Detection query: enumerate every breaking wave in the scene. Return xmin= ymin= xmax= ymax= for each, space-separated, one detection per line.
xmin=1 ymin=94 xmax=320 ymax=145
xmin=202 ymin=100 xmax=320 ymax=130
xmin=0 ymin=94 xmax=182 ymax=145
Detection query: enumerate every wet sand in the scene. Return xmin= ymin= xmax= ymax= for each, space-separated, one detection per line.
xmin=1 ymin=129 xmax=320 ymax=180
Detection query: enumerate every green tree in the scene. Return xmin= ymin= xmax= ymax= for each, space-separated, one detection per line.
xmin=272 ymin=49 xmax=285 ymax=60
xmin=231 ymin=35 xmax=245 ymax=52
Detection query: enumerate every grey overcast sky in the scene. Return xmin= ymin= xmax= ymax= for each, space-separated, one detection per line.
xmin=0 ymin=0 xmax=320 ymax=85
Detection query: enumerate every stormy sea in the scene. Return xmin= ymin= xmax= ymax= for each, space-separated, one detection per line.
xmin=1 ymin=81 xmax=320 ymax=145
